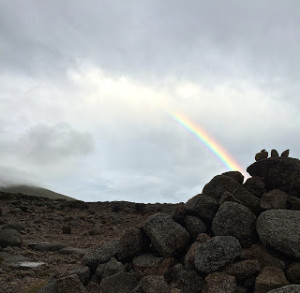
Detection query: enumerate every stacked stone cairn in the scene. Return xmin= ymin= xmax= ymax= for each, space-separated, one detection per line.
xmin=39 ymin=151 xmax=300 ymax=293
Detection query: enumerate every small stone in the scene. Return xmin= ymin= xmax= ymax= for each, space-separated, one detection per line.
xmin=286 ymin=262 xmax=300 ymax=284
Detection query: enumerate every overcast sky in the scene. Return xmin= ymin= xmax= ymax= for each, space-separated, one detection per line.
xmin=1 ymin=0 xmax=300 ymax=203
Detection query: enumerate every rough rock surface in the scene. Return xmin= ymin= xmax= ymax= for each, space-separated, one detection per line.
xmin=194 ymin=236 xmax=242 ymax=273
xmin=256 ymin=209 xmax=300 ymax=257
xmin=212 ymin=201 xmax=256 ymax=247
xmin=143 ymin=213 xmax=190 ymax=257
xmin=247 ymin=157 xmax=300 ymax=192
xmin=202 ymin=272 xmax=238 ymax=293
xmin=203 ymin=175 xmax=260 ymax=213
xmin=0 ymin=228 xmax=22 ymax=247
xmin=184 ymin=194 xmax=219 ymax=222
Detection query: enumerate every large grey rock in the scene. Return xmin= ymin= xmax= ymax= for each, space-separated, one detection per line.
xmin=116 ymin=228 xmax=147 ymax=261
xmin=0 ymin=228 xmax=22 ymax=247
xmin=184 ymin=215 xmax=206 ymax=240
xmin=194 ymin=236 xmax=242 ymax=274
xmin=132 ymin=253 xmax=164 ymax=277
xmin=99 ymin=272 xmax=138 ymax=293
xmin=82 ymin=239 xmax=119 ymax=272
xmin=254 ymin=266 xmax=289 ymax=293
xmin=256 ymin=209 xmax=300 ymax=258
xmin=57 ymin=274 xmax=87 ymax=293
xmin=212 ymin=202 xmax=256 ymax=247
xmin=143 ymin=213 xmax=190 ymax=257
xmin=185 ymin=194 xmax=219 ymax=222
xmin=202 ymin=175 xmax=260 ymax=213
xmin=267 ymin=285 xmax=300 ymax=292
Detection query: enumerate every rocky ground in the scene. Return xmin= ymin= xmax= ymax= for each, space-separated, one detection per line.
xmin=1 ymin=152 xmax=300 ymax=293
xmin=0 ymin=194 xmax=177 ymax=293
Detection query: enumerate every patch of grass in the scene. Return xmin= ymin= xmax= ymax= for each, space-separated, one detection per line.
xmin=21 ymin=279 xmax=48 ymax=293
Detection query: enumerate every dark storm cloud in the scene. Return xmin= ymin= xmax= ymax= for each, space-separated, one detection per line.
xmin=19 ymin=123 xmax=94 ymax=164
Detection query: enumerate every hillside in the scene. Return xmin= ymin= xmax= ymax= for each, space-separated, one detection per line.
xmin=0 ymin=184 xmax=76 ymax=201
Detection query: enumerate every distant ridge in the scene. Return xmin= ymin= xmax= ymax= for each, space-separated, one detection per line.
xmin=0 ymin=184 xmax=76 ymax=201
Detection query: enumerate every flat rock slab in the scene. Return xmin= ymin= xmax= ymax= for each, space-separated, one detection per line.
xmin=194 ymin=236 xmax=242 ymax=274
xmin=256 ymin=209 xmax=300 ymax=258
xmin=143 ymin=213 xmax=190 ymax=257
xmin=9 ymin=261 xmax=46 ymax=269
xmin=33 ymin=242 xmax=67 ymax=252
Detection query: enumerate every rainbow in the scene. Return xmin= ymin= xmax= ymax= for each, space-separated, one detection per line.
xmin=170 ymin=113 xmax=245 ymax=174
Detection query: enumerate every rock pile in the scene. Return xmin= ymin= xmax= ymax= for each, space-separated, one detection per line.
xmin=2 ymin=153 xmax=300 ymax=292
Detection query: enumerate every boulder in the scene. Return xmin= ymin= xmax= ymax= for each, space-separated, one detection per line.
xmin=183 ymin=215 xmax=206 ymax=239
xmin=185 ymin=194 xmax=219 ymax=222
xmin=57 ymin=274 xmax=87 ymax=293
xmin=54 ymin=264 xmax=90 ymax=285
xmin=260 ymin=189 xmax=288 ymax=210
xmin=202 ymin=272 xmax=238 ymax=293
xmin=82 ymin=239 xmax=119 ymax=272
xmin=116 ymin=227 xmax=148 ymax=261
xmin=0 ymin=228 xmax=22 ymax=248
xmin=225 ymin=259 xmax=261 ymax=279
xmin=243 ymin=176 xmax=266 ymax=198
xmin=202 ymin=175 xmax=260 ymax=213
xmin=241 ymin=244 xmax=285 ymax=269
xmin=212 ymin=201 xmax=256 ymax=247
xmin=99 ymin=272 xmax=139 ymax=293
xmin=285 ymin=261 xmax=300 ymax=284
xmin=256 ymin=210 xmax=300 ymax=258
xmin=132 ymin=253 xmax=164 ymax=277
xmin=139 ymin=275 xmax=170 ymax=293
xmin=254 ymin=266 xmax=289 ymax=293
xmin=194 ymin=236 xmax=242 ymax=274
xmin=247 ymin=157 xmax=300 ymax=192
xmin=172 ymin=263 xmax=203 ymax=293
xmin=222 ymin=171 xmax=244 ymax=184
xmin=102 ymin=257 xmax=125 ymax=279
xmin=143 ymin=213 xmax=190 ymax=257
xmin=184 ymin=234 xmax=210 ymax=270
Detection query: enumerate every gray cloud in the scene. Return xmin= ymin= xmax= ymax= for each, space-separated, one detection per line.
xmin=18 ymin=123 xmax=94 ymax=164
xmin=1 ymin=1 xmax=300 ymax=202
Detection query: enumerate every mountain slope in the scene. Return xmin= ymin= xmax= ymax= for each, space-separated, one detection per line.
xmin=0 ymin=185 xmax=76 ymax=201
